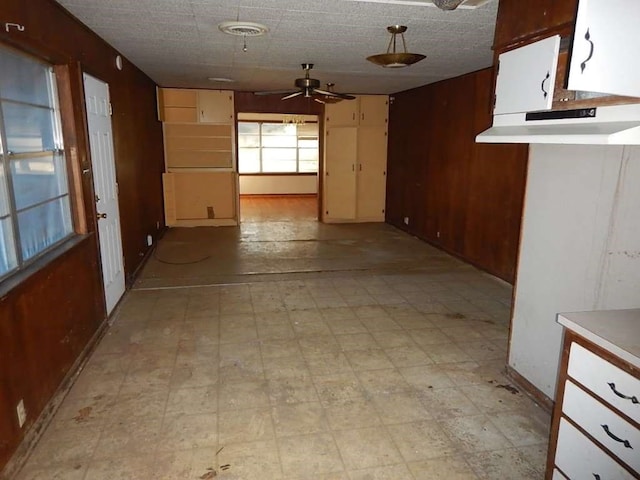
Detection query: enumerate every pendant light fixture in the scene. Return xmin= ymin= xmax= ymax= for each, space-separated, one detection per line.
xmin=433 ymin=0 xmax=465 ymax=10
xmin=366 ymin=25 xmax=426 ymax=68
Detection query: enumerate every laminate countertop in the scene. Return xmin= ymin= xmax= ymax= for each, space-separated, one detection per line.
xmin=557 ymin=309 xmax=640 ymax=369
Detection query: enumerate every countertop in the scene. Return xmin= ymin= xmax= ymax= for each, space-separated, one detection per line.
xmin=557 ymin=309 xmax=640 ymax=369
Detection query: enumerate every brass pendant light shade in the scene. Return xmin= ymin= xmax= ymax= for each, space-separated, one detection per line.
xmin=366 ymin=25 xmax=426 ymax=68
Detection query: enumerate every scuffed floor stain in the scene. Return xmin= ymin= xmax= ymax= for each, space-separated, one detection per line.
xmin=73 ymin=406 xmax=93 ymax=423
xmin=496 ymin=383 xmax=520 ymax=395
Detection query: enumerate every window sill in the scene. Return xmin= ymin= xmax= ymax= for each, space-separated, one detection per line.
xmin=0 ymin=234 xmax=91 ymax=299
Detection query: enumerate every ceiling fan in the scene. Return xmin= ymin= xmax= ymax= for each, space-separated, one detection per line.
xmin=254 ymin=63 xmax=355 ymax=101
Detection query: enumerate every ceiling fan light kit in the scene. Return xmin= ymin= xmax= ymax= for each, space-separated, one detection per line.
xmin=367 ymin=25 xmax=426 ymax=68
xmin=254 ymin=64 xmax=355 ymax=101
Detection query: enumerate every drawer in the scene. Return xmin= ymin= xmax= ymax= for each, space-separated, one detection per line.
xmin=555 ymin=418 xmax=634 ymax=479
xmin=568 ymin=342 xmax=639 ymax=424
xmin=563 ymin=380 xmax=640 ymax=473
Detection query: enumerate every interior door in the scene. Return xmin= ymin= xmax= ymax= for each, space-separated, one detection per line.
xmin=324 ymin=127 xmax=357 ymax=220
xmin=83 ymin=73 xmax=125 ymax=314
xmin=567 ymin=0 xmax=640 ymax=98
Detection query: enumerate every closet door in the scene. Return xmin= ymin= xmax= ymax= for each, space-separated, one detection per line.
xmin=356 ymin=126 xmax=387 ymax=221
xmin=324 ymin=127 xmax=357 ymax=220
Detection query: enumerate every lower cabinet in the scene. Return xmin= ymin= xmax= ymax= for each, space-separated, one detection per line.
xmin=546 ymin=316 xmax=639 ymax=480
xmin=323 ymin=126 xmax=387 ymax=223
xmin=163 ymin=171 xmax=238 ymax=226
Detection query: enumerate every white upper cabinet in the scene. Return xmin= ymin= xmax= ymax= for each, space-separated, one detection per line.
xmin=567 ymin=0 xmax=640 ymax=98
xmin=494 ymin=35 xmax=561 ymax=115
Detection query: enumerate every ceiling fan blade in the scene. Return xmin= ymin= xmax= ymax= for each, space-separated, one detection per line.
xmin=314 ymin=89 xmax=356 ymax=100
xmin=254 ymin=89 xmax=298 ymax=96
xmin=281 ymin=91 xmax=303 ymax=100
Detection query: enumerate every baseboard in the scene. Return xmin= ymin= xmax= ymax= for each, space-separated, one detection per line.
xmin=505 ymin=364 xmax=554 ymax=413
xmin=1 ymin=318 xmax=110 ymax=480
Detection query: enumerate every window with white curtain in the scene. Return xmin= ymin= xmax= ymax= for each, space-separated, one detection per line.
xmin=238 ymin=121 xmax=319 ymax=174
xmin=0 ymin=46 xmax=74 ymax=280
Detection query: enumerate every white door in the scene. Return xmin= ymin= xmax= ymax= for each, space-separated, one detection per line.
xmin=83 ymin=74 xmax=125 ymax=315
xmin=568 ymin=0 xmax=640 ymax=98
xmin=494 ymin=35 xmax=560 ymax=115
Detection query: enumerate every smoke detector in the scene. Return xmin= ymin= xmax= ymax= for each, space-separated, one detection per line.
xmin=218 ymin=21 xmax=269 ymax=37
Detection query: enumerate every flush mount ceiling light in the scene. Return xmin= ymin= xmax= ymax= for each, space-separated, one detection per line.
xmin=433 ymin=0 xmax=465 ymax=9
xmin=367 ymin=25 xmax=426 ymax=68
xmin=218 ymin=21 xmax=269 ymax=37
xmin=207 ymin=77 xmax=235 ymax=83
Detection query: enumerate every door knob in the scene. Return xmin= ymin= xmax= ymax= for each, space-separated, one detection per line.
xmin=97 ymin=212 xmax=108 ymax=219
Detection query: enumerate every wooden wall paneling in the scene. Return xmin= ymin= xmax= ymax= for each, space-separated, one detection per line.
xmin=0 ymin=0 xmax=165 ymax=473
xmin=465 ymin=68 xmax=528 ymax=282
xmin=386 ymin=68 xmax=528 ymax=282
xmin=0 ymin=299 xmax=21 ymax=469
xmin=493 ymin=0 xmax=578 ymax=50
xmin=234 ymin=91 xmax=324 ymax=116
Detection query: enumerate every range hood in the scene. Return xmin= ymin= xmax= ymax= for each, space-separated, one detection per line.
xmin=476 ymin=104 xmax=640 ymax=145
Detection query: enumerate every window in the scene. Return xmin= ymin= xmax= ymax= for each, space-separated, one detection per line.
xmin=238 ymin=121 xmax=319 ymax=174
xmin=0 ymin=46 xmax=74 ymax=279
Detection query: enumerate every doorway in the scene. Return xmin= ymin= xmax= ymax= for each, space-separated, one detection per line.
xmin=83 ymin=73 xmax=125 ymax=314
xmin=236 ymin=113 xmax=319 ymax=223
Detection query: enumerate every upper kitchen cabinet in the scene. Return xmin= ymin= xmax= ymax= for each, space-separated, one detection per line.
xmin=324 ymin=95 xmax=388 ymax=127
xmin=494 ymin=35 xmax=561 ymax=115
xmin=567 ymin=0 xmax=640 ymax=98
xmin=493 ymin=0 xmax=578 ymax=49
xmin=158 ymin=88 xmax=234 ymax=124
xmin=197 ymin=90 xmax=234 ymax=123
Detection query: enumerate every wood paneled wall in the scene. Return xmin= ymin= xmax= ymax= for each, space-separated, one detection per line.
xmin=494 ymin=0 xmax=578 ymax=50
xmin=234 ymin=91 xmax=324 ymax=116
xmin=0 ymin=0 xmax=164 ymax=472
xmin=386 ymin=68 xmax=529 ymax=283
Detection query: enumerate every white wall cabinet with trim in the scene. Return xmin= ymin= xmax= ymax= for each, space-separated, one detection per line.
xmin=567 ymin=0 xmax=640 ymax=98
xmin=323 ymin=95 xmax=388 ymax=223
xmin=494 ymin=35 xmax=561 ymax=115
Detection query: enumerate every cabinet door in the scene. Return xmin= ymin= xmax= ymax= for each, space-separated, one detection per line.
xmin=159 ymin=88 xmax=198 ymax=122
xmin=325 ymin=99 xmax=359 ymax=126
xmin=198 ymin=90 xmax=234 ymax=123
xmin=357 ymin=126 xmax=387 ymax=221
xmin=324 ymin=127 xmax=357 ymax=220
xmin=494 ymin=35 xmax=561 ymax=115
xmin=359 ymin=95 xmax=388 ymax=126
xmin=567 ymin=0 xmax=640 ymax=98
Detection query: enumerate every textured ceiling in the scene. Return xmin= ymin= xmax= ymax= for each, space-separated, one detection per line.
xmin=55 ymin=0 xmax=498 ymax=95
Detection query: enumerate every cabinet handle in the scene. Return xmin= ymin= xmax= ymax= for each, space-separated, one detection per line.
xmin=607 ymin=382 xmax=639 ymax=404
xmin=359 ymin=164 xmax=362 ymax=171
xmin=541 ymin=71 xmax=550 ymax=99
xmin=352 ymin=113 xmax=355 ymax=121
xmin=580 ymin=28 xmax=594 ymax=74
xmin=352 ymin=164 xmax=355 ymax=172
xmin=601 ymin=424 xmax=633 ymax=449
xmin=361 ymin=113 xmax=364 ymax=121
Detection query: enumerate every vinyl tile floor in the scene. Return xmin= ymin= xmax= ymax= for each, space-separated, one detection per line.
xmin=14 ymin=203 xmax=551 ymax=479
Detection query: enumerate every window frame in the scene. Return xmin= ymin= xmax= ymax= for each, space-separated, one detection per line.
xmin=237 ymin=121 xmax=319 ymax=175
xmin=0 ymin=45 xmax=80 ymax=283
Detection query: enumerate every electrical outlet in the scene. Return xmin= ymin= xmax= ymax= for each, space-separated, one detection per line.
xmin=16 ymin=399 xmax=26 ymax=428
xmin=403 ymin=216 xmax=409 ymax=225
xmin=436 ymin=231 xmax=441 ymax=238
xmin=146 ymin=234 xmax=153 ymax=246
xmin=156 ymin=221 xmax=160 ymax=230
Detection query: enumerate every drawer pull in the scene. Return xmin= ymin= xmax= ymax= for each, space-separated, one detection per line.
xmin=601 ymin=424 xmax=633 ymax=449
xmin=607 ymin=382 xmax=639 ymax=404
